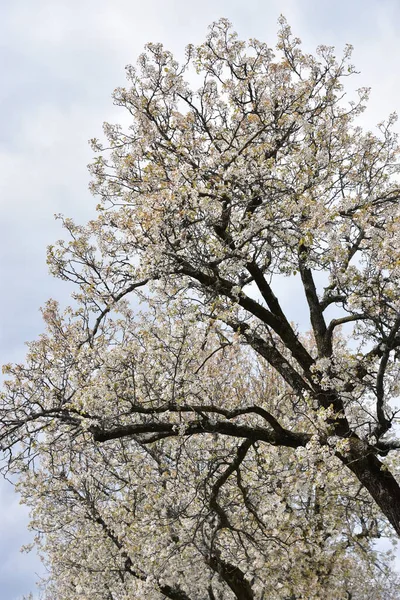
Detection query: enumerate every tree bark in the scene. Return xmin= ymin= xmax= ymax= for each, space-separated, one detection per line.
xmin=341 ymin=439 xmax=400 ymax=536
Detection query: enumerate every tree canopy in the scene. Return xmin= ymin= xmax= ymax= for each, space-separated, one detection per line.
xmin=2 ymin=17 xmax=400 ymax=600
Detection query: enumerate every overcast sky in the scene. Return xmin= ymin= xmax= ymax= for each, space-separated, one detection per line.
xmin=1 ymin=1 xmax=400 ymax=598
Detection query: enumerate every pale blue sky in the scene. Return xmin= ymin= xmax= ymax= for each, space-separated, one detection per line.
xmin=1 ymin=1 xmax=400 ymax=597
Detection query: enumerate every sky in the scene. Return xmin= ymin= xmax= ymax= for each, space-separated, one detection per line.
xmin=1 ymin=0 xmax=400 ymax=598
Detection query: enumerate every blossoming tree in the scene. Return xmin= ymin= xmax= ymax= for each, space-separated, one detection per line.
xmin=3 ymin=17 xmax=400 ymax=599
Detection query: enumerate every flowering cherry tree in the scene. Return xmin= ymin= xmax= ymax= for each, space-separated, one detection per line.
xmin=3 ymin=17 xmax=400 ymax=599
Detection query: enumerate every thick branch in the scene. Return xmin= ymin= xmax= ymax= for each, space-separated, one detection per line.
xmin=92 ymin=419 xmax=311 ymax=449
xmin=298 ymin=246 xmax=328 ymax=356
xmin=226 ymin=320 xmax=312 ymax=396
xmin=340 ymin=439 xmax=400 ymax=537
xmin=176 ymin=260 xmax=314 ymax=374
xmin=116 ymin=402 xmax=289 ymax=436
xmin=374 ymin=315 xmax=400 ymax=438
xmin=246 ymin=261 xmax=315 ymax=370
xmin=206 ymin=554 xmax=254 ymax=600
